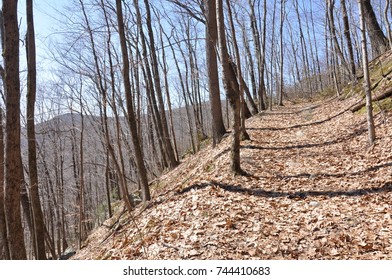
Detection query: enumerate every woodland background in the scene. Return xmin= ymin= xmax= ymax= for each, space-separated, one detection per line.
xmin=0 ymin=0 xmax=391 ymax=259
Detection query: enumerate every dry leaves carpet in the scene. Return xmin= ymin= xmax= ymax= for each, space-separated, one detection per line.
xmin=74 ymin=96 xmax=392 ymax=260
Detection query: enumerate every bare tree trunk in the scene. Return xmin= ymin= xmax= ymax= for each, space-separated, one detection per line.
xmin=164 ymin=29 xmax=197 ymax=154
xmin=0 ymin=12 xmax=10 ymax=261
xmin=142 ymin=0 xmax=178 ymax=169
xmin=205 ymin=0 xmax=226 ymax=146
xmin=358 ymin=0 xmax=376 ymax=145
xmin=259 ymin=0 xmax=268 ymax=109
xmin=133 ymin=0 xmax=170 ymax=169
xmin=2 ymin=0 xmax=27 ymax=259
xmin=116 ymin=0 xmax=151 ymax=202
xmin=26 ymin=0 xmax=46 ymax=260
xmin=248 ymin=0 xmax=267 ymax=111
xmin=294 ymin=0 xmax=313 ymax=97
xmin=226 ymin=0 xmax=250 ymax=140
xmin=309 ymin=2 xmax=323 ymax=91
xmin=158 ymin=22 xmax=179 ymax=161
xmin=327 ymin=0 xmax=349 ymax=88
xmin=278 ymin=0 xmax=286 ymax=106
xmin=83 ymin=0 xmax=133 ymax=215
xmin=362 ymin=0 xmax=388 ymax=57
xmin=287 ymin=20 xmax=303 ymax=93
xmin=216 ymin=0 xmax=242 ymax=174
xmin=104 ymin=151 xmax=112 ymax=218
xmin=0 ymin=108 xmax=9 ymax=260
xmin=340 ymin=0 xmax=357 ymax=81
xmin=269 ymin=0 xmax=277 ymax=107
xmin=384 ymin=0 xmax=392 ymax=49
xmin=78 ymin=103 xmax=85 ymax=249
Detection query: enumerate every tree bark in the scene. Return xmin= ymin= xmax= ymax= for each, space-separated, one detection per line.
xmin=0 ymin=11 xmax=10 ymax=261
xmin=362 ymin=0 xmax=388 ymax=57
xmin=278 ymin=0 xmax=286 ymax=106
xmin=26 ymin=0 xmax=47 ymax=260
xmin=205 ymin=0 xmax=226 ymax=146
xmin=143 ymin=0 xmax=178 ymax=169
xmin=216 ymin=0 xmax=242 ymax=174
xmin=0 ymin=108 xmax=9 ymax=260
xmin=116 ymin=0 xmax=151 ymax=202
xmin=326 ymin=0 xmax=350 ymax=79
xmin=384 ymin=0 xmax=392 ymax=49
xmin=340 ymin=0 xmax=357 ymax=81
xmin=248 ymin=0 xmax=267 ymax=110
xmin=3 ymin=0 xmax=27 ymax=259
xmin=226 ymin=0 xmax=250 ymax=140
xmin=358 ymin=0 xmax=376 ymax=145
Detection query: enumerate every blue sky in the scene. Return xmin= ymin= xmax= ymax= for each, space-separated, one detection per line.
xmin=15 ymin=0 xmax=70 ymax=71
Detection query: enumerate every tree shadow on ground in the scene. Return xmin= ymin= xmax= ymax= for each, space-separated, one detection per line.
xmin=242 ymin=126 xmax=367 ymax=151
xmin=256 ymin=104 xmax=322 ymax=116
xmin=176 ymin=180 xmax=392 ymax=199
xmin=249 ymin=105 xmax=355 ymax=132
xmin=273 ymin=161 xmax=392 ymax=180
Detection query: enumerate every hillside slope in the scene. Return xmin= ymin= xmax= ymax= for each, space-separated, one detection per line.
xmin=72 ymin=94 xmax=392 ymax=260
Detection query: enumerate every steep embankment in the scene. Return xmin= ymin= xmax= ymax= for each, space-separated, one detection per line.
xmin=73 ymin=93 xmax=392 ymax=260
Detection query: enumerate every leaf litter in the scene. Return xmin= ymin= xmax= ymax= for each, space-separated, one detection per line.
xmin=73 ymin=96 xmax=392 ymax=260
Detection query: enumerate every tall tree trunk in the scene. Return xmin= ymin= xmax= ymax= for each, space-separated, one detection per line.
xmin=83 ymin=0 xmax=132 ymax=215
xmin=26 ymin=0 xmax=46 ymax=260
xmin=78 ymin=105 xmax=85 ymax=248
xmin=259 ymin=0 xmax=268 ymax=109
xmin=216 ymin=0 xmax=242 ymax=174
xmin=340 ymin=0 xmax=357 ymax=81
xmin=269 ymin=0 xmax=277 ymax=107
xmin=248 ymin=0 xmax=267 ymax=110
xmin=278 ymin=0 xmax=286 ymax=106
xmin=294 ymin=0 xmax=313 ymax=97
xmin=287 ymin=20 xmax=303 ymax=93
xmin=0 ymin=12 xmax=10 ymax=261
xmin=206 ymin=0 xmax=226 ymax=146
xmin=358 ymin=0 xmax=376 ymax=145
xmin=327 ymin=0 xmax=350 ymax=85
xmin=165 ymin=30 xmax=197 ymax=154
xmin=2 ymin=0 xmax=27 ymax=259
xmin=384 ymin=0 xmax=392 ymax=49
xmin=133 ymin=0 xmax=170 ymax=169
xmin=142 ymin=0 xmax=178 ymax=169
xmin=0 ymin=108 xmax=9 ymax=260
xmin=226 ymin=0 xmax=250 ymax=140
xmin=362 ymin=0 xmax=388 ymax=57
xmin=116 ymin=0 xmax=151 ymax=202
xmin=309 ymin=2 xmax=323 ymax=91
xmin=158 ymin=22 xmax=179 ymax=161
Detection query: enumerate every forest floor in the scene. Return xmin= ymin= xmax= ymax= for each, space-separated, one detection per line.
xmin=73 ymin=95 xmax=392 ymax=260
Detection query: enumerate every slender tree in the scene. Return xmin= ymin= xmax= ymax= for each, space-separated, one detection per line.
xmin=205 ymin=0 xmax=226 ymax=146
xmin=2 ymin=0 xmax=27 ymax=259
xmin=248 ymin=0 xmax=267 ymax=110
xmin=216 ymin=0 xmax=242 ymax=174
xmin=226 ymin=0 xmax=250 ymax=140
xmin=0 ymin=10 xmax=10 ymax=261
xmin=278 ymin=0 xmax=286 ymax=106
xmin=385 ymin=0 xmax=392 ymax=49
xmin=26 ymin=0 xmax=46 ymax=260
xmin=362 ymin=0 xmax=388 ymax=57
xmin=115 ymin=0 xmax=151 ymax=202
xmin=142 ymin=0 xmax=178 ymax=169
xmin=358 ymin=0 xmax=376 ymax=145
xmin=340 ymin=0 xmax=356 ymax=81
xmin=0 ymin=108 xmax=9 ymax=260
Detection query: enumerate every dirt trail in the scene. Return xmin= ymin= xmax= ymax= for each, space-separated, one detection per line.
xmin=242 ymin=97 xmax=391 ymax=195
xmin=74 ymin=97 xmax=392 ymax=260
